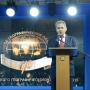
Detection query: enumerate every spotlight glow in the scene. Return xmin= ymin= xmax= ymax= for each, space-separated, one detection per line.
xmin=68 ymin=6 xmax=77 ymax=16
xmin=30 ymin=7 xmax=39 ymax=17
xmin=6 ymin=8 xmax=15 ymax=17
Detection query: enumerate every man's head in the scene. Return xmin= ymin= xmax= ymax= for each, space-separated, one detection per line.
xmin=55 ymin=20 xmax=67 ymax=36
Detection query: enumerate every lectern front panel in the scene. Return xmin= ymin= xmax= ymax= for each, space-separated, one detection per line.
xmin=56 ymin=55 xmax=70 ymax=90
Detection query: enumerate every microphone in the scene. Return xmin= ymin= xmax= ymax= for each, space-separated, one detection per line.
xmin=56 ymin=35 xmax=60 ymax=42
xmin=56 ymin=35 xmax=90 ymax=58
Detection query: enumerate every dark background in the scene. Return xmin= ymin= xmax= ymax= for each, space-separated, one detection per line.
xmin=0 ymin=18 xmax=84 ymax=86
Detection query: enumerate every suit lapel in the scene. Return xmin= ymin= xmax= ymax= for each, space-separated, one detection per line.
xmin=52 ymin=35 xmax=59 ymax=47
xmin=55 ymin=36 xmax=60 ymax=47
xmin=64 ymin=35 xmax=69 ymax=47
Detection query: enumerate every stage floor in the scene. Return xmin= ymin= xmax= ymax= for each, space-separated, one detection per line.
xmin=0 ymin=86 xmax=83 ymax=90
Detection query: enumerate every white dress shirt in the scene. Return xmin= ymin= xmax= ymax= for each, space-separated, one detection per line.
xmin=59 ymin=34 xmax=66 ymax=45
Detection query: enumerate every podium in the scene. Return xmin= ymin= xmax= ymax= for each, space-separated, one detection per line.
xmin=48 ymin=47 xmax=77 ymax=90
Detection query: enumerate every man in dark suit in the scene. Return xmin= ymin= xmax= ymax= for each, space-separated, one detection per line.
xmin=46 ymin=20 xmax=77 ymax=90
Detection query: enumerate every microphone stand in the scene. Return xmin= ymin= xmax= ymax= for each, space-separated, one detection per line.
xmin=59 ymin=39 xmax=90 ymax=90
xmin=58 ymin=38 xmax=90 ymax=58
xmin=56 ymin=35 xmax=90 ymax=57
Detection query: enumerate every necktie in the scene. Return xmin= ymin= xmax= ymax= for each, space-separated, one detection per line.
xmin=60 ymin=36 xmax=64 ymax=47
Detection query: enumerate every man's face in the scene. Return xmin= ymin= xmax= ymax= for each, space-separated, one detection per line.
xmin=56 ymin=23 xmax=67 ymax=36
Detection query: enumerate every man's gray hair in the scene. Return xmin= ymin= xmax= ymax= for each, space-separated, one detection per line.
xmin=55 ymin=20 xmax=67 ymax=27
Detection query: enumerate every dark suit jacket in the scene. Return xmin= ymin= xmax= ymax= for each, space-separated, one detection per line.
xmin=46 ymin=34 xmax=77 ymax=77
